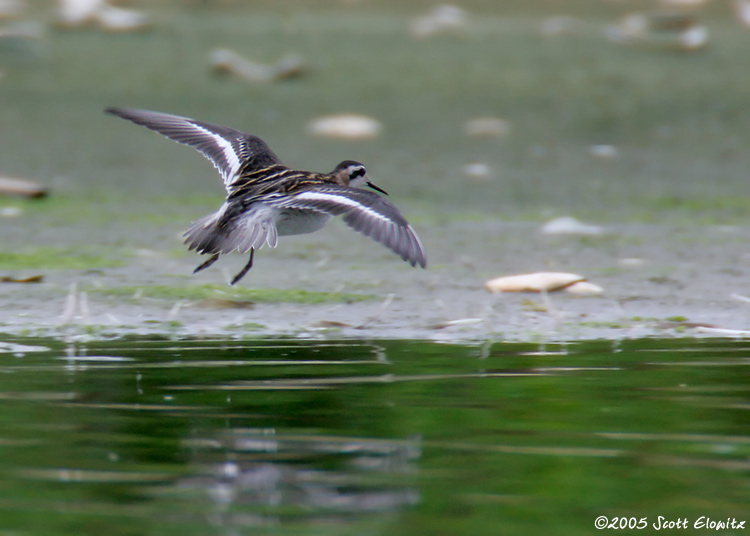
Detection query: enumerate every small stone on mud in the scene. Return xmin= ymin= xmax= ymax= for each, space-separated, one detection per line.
xmin=191 ymin=298 xmax=254 ymax=309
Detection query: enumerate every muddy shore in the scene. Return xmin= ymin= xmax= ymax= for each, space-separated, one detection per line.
xmin=3 ymin=217 xmax=749 ymax=343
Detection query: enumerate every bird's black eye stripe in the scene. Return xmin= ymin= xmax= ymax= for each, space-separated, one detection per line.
xmin=350 ymin=167 xmax=366 ymax=179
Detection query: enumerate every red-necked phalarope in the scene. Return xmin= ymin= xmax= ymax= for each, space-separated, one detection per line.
xmin=106 ymin=108 xmax=427 ymax=284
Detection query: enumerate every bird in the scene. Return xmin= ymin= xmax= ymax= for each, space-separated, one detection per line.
xmin=105 ymin=107 xmax=427 ymax=285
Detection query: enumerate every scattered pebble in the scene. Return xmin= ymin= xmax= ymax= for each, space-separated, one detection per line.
xmin=56 ymin=0 xmax=150 ymax=32
xmin=96 ymin=5 xmax=151 ymax=32
xmin=463 ymin=162 xmax=493 ymax=180
xmin=0 ymin=176 xmax=48 ymax=198
xmin=678 ymin=25 xmax=708 ymax=50
xmin=485 ymin=272 xmax=587 ymax=293
xmin=56 ymin=0 xmax=104 ymax=27
xmin=209 ymin=49 xmax=307 ymax=83
xmin=605 ymin=12 xmax=708 ymax=52
xmin=307 ymin=114 xmax=381 ymax=140
xmin=589 ymin=144 xmax=619 ymax=159
xmin=463 ymin=117 xmax=511 ymax=137
xmin=541 ymin=216 xmax=603 ymax=236
xmin=0 ymin=206 xmax=22 ymax=217
xmin=410 ymin=4 xmax=467 ymax=39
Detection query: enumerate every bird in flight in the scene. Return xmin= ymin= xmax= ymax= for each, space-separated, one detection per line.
xmin=106 ymin=108 xmax=427 ymax=285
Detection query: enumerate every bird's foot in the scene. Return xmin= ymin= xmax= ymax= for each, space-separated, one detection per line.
xmin=193 ymin=253 xmax=220 ymax=274
xmin=230 ymin=249 xmax=255 ymax=285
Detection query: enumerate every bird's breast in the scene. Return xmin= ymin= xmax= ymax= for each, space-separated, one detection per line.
xmin=275 ymin=209 xmax=332 ymax=236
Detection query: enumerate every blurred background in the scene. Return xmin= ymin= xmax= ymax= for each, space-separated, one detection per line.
xmin=1 ymin=5 xmax=749 ymax=533
xmin=3 ymin=0 xmax=750 ymax=253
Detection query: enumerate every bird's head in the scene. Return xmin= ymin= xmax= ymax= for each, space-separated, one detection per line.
xmin=332 ymin=160 xmax=388 ymax=195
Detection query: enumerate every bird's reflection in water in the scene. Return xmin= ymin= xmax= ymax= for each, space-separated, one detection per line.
xmin=177 ymin=429 xmax=421 ymax=527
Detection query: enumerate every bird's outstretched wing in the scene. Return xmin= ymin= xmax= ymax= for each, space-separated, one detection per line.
xmin=105 ymin=107 xmax=284 ymax=190
xmin=272 ymin=186 xmax=427 ymax=268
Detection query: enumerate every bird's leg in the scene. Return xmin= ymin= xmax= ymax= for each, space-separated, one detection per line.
xmin=193 ymin=253 xmax=220 ymax=274
xmin=230 ymin=248 xmax=255 ymax=286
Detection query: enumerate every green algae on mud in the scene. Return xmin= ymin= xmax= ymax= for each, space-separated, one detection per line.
xmin=90 ymin=283 xmax=378 ymax=304
xmin=0 ymin=248 xmax=126 ymax=270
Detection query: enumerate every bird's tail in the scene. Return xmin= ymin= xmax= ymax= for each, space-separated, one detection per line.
xmin=183 ymin=206 xmax=278 ymax=255
xmin=183 ymin=211 xmax=226 ymax=254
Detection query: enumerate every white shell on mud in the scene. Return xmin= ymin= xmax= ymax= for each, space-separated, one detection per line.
xmin=307 ymin=114 xmax=382 ymax=140
xmin=410 ymin=4 xmax=467 ymax=38
xmin=463 ymin=117 xmax=511 ymax=137
xmin=564 ymin=281 xmax=604 ymax=296
xmin=463 ymin=162 xmax=493 ymax=180
xmin=56 ymin=0 xmax=150 ymax=31
xmin=541 ymin=216 xmax=603 ymax=236
xmin=485 ymin=272 xmax=586 ymax=293
xmin=96 ymin=5 xmax=151 ymax=32
xmin=0 ymin=176 xmax=47 ymax=198
xmin=56 ymin=0 xmax=102 ymax=26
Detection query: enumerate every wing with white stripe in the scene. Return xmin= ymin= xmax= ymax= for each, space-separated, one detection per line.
xmin=274 ymin=186 xmax=427 ymax=268
xmin=106 ymin=107 xmax=283 ymax=190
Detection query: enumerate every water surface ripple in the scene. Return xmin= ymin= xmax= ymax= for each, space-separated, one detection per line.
xmin=0 ymin=337 xmax=747 ymax=535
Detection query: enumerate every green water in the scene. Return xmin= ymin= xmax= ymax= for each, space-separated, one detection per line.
xmin=0 ymin=337 xmax=747 ymax=535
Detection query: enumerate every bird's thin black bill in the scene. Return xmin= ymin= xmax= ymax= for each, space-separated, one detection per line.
xmin=367 ymin=181 xmax=388 ymax=195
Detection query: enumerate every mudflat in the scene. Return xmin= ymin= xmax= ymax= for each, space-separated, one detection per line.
xmin=2 ymin=1 xmax=750 ymax=341
xmin=3 ymin=211 xmax=749 ymax=342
